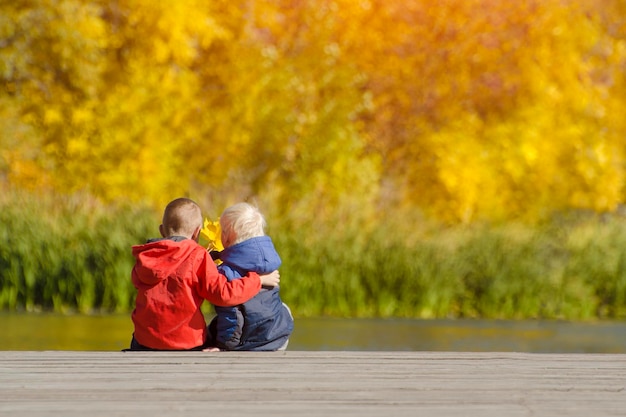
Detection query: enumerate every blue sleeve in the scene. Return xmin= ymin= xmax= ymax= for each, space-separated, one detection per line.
xmin=214 ymin=264 xmax=244 ymax=349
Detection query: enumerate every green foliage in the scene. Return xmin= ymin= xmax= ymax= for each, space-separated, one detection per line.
xmin=274 ymin=210 xmax=626 ymax=320
xmin=0 ymin=190 xmax=154 ymax=313
xmin=2 ymin=191 xmax=626 ymax=319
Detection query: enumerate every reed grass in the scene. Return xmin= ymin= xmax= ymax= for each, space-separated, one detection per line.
xmin=0 ymin=190 xmax=154 ymax=313
xmin=275 ymin=213 xmax=626 ymax=320
xmin=2 ymin=190 xmax=626 ymax=319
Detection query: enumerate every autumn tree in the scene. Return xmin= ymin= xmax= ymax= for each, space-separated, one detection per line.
xmin=0 ymin=0 xmax=107 ymax=190
xmin=186 ymin=0 xmax=380 ymax=226
xmin=337 ymin=0 xmax=626 ymax=222
xmin=2 ymin=0 xmax=626 ymax=224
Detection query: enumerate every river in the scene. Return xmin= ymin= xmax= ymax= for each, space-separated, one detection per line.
xmin=2 ymin=313 xmax=626 ymax=352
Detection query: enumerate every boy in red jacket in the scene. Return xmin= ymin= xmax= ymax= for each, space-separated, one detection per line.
xmin=129 ymin=197 xmax=280 ymax=350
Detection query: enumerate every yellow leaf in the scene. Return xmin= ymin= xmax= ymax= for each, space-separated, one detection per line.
xmin=200 ymin=218 xmax=223 ymax=252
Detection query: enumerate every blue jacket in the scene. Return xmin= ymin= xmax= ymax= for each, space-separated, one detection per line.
xmin=213 ymin=236 xmax=294 ymax=351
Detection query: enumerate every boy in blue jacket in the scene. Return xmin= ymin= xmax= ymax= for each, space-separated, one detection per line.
xmin=207 ymin=203 xmax=294 ymax=351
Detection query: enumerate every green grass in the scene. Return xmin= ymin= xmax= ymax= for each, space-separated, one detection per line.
xmin=2 ymin=190 xmax=626 ymax=319
xmin=276 ymin=214 xmax=626 ymax=320
xmin=0 ymin=191 xmax=154 ymax=313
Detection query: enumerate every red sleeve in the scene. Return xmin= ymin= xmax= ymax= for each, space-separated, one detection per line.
xmin=196 ymin=250 xmax=261 ymax=307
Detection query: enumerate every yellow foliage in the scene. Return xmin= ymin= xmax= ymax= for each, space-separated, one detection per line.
xmin=334 ymin=0 xmax=626 ymax=222
xmin=1 ymin=0 xmax=626 ymax=224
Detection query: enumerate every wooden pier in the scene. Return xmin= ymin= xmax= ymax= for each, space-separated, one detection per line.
xmin=1 ymin=351 xmax=625 ymax=416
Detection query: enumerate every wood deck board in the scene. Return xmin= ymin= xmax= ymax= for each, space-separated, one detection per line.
xmin=1 ymin=351 xmax=625 ymax=416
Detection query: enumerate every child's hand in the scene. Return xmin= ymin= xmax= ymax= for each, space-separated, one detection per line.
xmin=202 ymin=347 xmax=221 ymax=352
xmin=260 ymin=270 xmax=280 ymax=287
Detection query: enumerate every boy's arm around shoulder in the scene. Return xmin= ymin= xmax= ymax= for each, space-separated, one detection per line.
xmin=196 ymin=249 xmax=280 ymax=307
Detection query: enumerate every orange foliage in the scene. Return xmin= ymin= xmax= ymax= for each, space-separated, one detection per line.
xmin=337 ymin=0 xmax=626 ymax=221
xmin=1 ymin=0 xmax=626 ymax=223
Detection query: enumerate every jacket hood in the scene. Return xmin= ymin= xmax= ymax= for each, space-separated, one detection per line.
xmin=132 ymin=238 xmax=199 ymax=285
xmin=218 ymin=236 xmax=281 ymax=274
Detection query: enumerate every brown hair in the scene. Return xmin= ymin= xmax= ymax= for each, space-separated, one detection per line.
xmin=161 ymin=198 xmax=203 ymax=238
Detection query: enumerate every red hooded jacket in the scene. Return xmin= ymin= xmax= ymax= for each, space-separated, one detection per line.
xmin=131 ymin=238 xmax=261 ymax=350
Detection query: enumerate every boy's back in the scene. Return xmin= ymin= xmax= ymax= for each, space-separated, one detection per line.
xmin=132 ymin=237 xmax=213 ymax=350
xmin=210 ymin=203 xmax=294 ymax=351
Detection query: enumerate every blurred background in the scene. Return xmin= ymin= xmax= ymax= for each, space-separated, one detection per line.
xmin=2 ymin=0 xmax=626 ymax=351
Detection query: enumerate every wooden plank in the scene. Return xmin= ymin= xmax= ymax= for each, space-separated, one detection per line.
xmin=0 ymin=351 xmax=625 ymax=416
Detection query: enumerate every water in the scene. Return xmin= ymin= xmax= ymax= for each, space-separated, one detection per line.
xmin=2 ymin=313 xmax=626 ymax=352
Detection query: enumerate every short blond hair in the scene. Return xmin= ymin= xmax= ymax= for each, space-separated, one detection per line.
xmin=161 ymin=198 xmax=203 ymax=238
xmin=220 ymin=202 xmax=266 ymax=248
